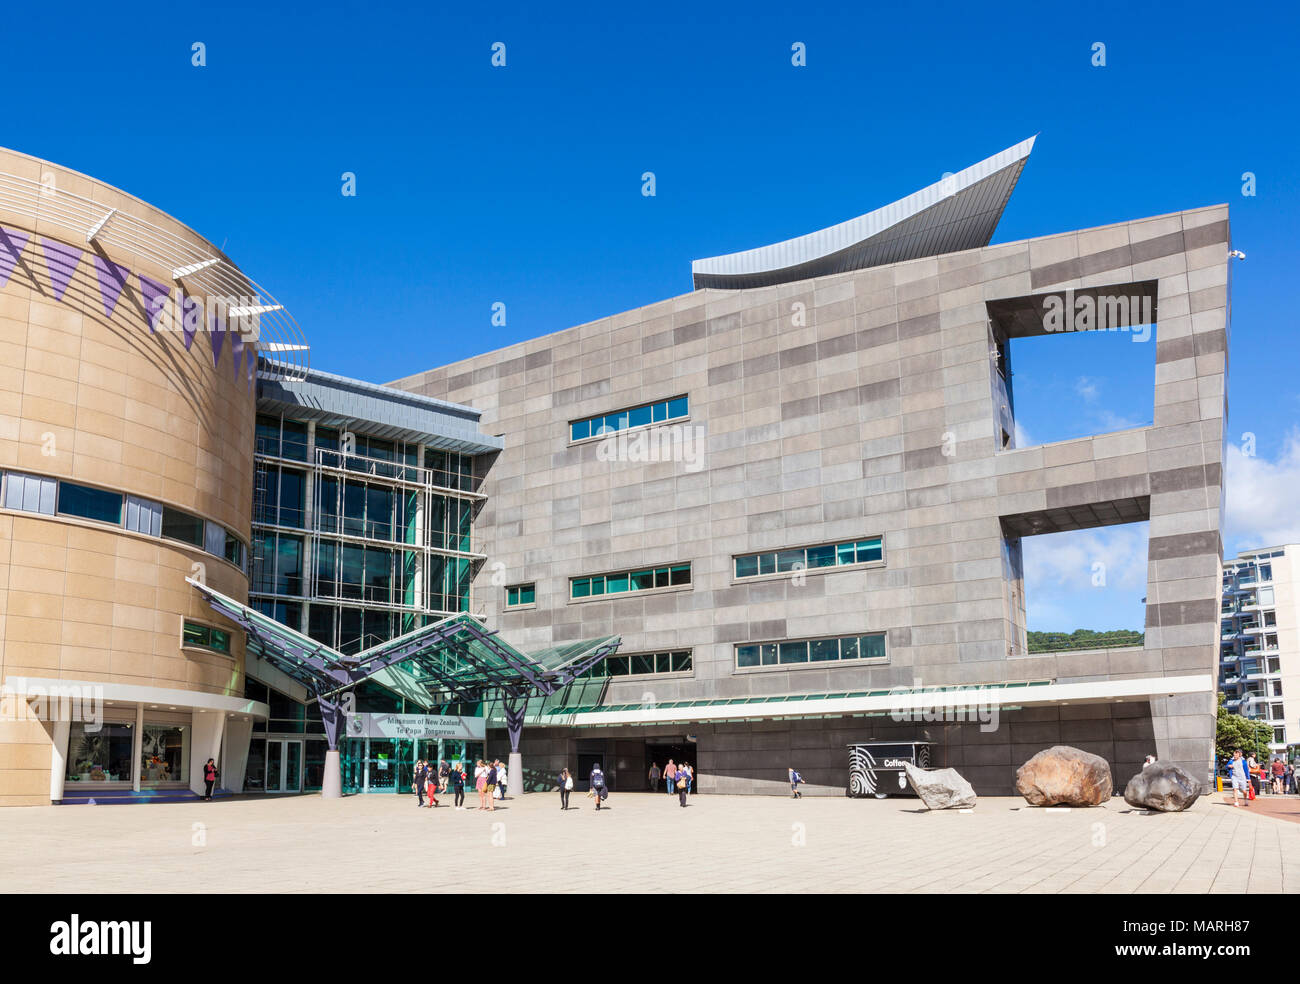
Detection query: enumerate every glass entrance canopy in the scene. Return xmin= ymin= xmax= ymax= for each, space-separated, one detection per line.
xmin=188 ymin=577 xmax=620 ymax=761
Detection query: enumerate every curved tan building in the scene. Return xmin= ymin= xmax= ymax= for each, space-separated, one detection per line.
xmin=0 ymin=147 xmax=269 ymax=805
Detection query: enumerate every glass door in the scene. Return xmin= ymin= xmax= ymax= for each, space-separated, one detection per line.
xmin=265 ymin=740 xmax=303 ymax=793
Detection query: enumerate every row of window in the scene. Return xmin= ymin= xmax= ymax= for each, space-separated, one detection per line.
xmin=2 ymin=471 xmax=246 ymax=569
xmin=735 ymin=634 xmax=887 ymax=669
xmin=255 ymin=464 xmax=475 ymax=552
xmin=182 ymin=621 xmax=232 ymax=655
xmin=256 ymin=415 xmax=478 ymax=492
xmin=569 ymin=395 xmax=689 ymax=443
xmin=571 ymin=564 xmax=692 ymax=599
xmin=576 ymin=650 xmax=693 ymax=678
xmin=506 ymin=583 xmax=535 ymax=607
xmin=734 ymin=536 xmax=883 ymax=579
xmin=251 ymin=533 xmax=472 ymax=613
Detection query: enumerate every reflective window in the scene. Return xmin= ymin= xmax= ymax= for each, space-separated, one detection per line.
xmin=506 ymin=583 xmax=536 ymax=607
xmin=734 ymin=536 xmax=884 ymax=579
xmin=579 ymin=650 xmax=692 ymax=678
xmin=3 ymin=472 xmax=56 ymax=514
xmin=66 ymin=722 xmax=134 ymax=783
xmin=571 ymin=564 xmax=690 ymax=599
xmin=735 ymin=633 xmax=887 ymax=669
xmin=570 ymin=396 xmax=689 ymax=442
xmin=183 ymin=621 xmax=232 ymax=654
xmin=57 ymin=482 xmax=122 ymax=524
xmin=161 ymin=506 xmax=205 ymax=546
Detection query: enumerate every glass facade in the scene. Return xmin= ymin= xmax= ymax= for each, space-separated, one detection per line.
xmin=569 ymin=395 xmax=688 ymax=442
xmin=1220 ymin=552 xmax=1287 ymax=749
xmin=734 ymin=536 xmax=883 ymax=579
xmin=65 ymin=722 xmax=134 ymax=784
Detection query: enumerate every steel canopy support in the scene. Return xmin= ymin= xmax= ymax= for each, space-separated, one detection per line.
xmin=504 ymin=694 xmax=528 ymax=797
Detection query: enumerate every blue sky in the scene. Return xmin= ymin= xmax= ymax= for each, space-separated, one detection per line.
xmin=7 ymin=0 xmax=1298 ymax=631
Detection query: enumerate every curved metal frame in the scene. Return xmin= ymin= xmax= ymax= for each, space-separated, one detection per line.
xmin=0 ymin=168 xmax=309 ymax=379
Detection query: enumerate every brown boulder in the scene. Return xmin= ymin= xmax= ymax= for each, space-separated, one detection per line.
xmin=1016 ymin=745 xmax=1112 ymax=806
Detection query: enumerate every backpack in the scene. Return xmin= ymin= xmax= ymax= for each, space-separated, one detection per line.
xmin=792 ymin=771 xmax=802 ymax=784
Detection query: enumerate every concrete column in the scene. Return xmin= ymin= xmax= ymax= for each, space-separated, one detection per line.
xmin=189 ymin=710 xmax=226 ymax=797
xmin=508 ymin=751 xmax=523 ymax=796
xmin=222 ymin=716 xmax=254 ymax=793
xmin=131 ymin=703 xmax=144 ymax=792
xmin=321 ymin=749 xmax=342 ymax=798
xmin=363 ymin=736 xmax=370 ymax=793
xmin=49 ymin=718 xmax=70 ymax=803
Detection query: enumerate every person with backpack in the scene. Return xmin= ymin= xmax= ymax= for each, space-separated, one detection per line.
xmin=789 ymin=767 xmax=805 ymax=798
xmin=590 ymin=762 xmax=608 ymax=810
xmin=559 ymin=767 xmax=573 ymax=810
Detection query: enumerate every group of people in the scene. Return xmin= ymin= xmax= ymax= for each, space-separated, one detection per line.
xmin=648 ymin=760 xmax=696 ymax=806
xmin=1226 ymin=749 xmax=1296 ymax=805
xmin=412 ymin=758 xmax=510 ymax=811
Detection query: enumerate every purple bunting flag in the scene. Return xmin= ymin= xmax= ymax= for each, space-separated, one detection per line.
xmin=0 ymin=227 xmax=30 ymax=287
xmin=138 ymin=274 xmax=171 ymax=334
xmin=40 ymin=238 xmax=83 ymax=301
xmin=92 ymin=255 xmax=132 ymax=318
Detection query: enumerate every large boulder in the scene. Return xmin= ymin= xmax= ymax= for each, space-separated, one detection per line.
xmin=905 ymin=763 xmax=977 ymax=810
xmin=1016 ymin=745 xmax=1112 ymax=807
xmin=1123 ymin=763 xmax=1201 ymax=812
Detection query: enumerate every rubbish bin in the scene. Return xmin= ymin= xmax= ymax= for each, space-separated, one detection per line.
xmin=847 ymin=741 xmax=933 ymax=799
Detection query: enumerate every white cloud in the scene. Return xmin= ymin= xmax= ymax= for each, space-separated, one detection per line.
xmin=1225 ymin=429 xmax=1300 ymax=553
xmin=1075 ymin=376 xmax=1099 ymax=401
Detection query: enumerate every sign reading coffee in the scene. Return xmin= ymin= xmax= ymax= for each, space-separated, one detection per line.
xmin=345 ymin=712 xmax=485 ymax=742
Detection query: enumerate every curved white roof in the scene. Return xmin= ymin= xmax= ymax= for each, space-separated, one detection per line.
xmin=692 ymin=135 xmax=1036 ymax=289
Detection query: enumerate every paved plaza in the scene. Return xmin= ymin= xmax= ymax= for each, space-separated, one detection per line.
xmin=2 ymin=790 xmax=1299 ymax=893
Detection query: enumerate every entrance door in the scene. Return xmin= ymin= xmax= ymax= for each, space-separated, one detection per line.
xmin=265 ymin=740 xmax=303 ymax=793
xmin=647 ymin=741 xmax=697 ymax=794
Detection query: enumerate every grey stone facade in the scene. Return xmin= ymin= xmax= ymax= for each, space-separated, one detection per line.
xmin=392 ymin=204 xmax=1230 ymax=795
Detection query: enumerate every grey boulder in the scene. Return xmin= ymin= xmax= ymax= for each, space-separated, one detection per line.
xmin=905 ymin=762 xmax=977 ymax=810
xmin=1123 ymin=763 xmax=1201 ymax=812
xmin=1016 ymin=745 xmax=1112 ymax=806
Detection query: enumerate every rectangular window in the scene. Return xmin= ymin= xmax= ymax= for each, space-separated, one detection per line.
xmin=580 ymin=650 xmax=692 ymax=678
xmin=734 ymin=536 xmax=885 ymax=579
xmin=57 ymin=482 xmax=122 ymax=525
xmin=204 ymin=520 xmax=226 ymax=556
xmin=125 ymin=495 xmax=162 ymax=536
xmin=571 ymin=564 xmax=690 ymax=599
xmin=183 ymin=621 xmax=232 ymax=654
xmin=735 ymin=633 xmax=888 ymax=670
xmin=3 ymin=472 xmax=56 ymax=515
xmin=569 ymin=395 xmax=689 ymax=442
xmin=161 ymin=507 xmax=204 ymax=546
xmin=506 ymin=583 xmax=536 ymax=607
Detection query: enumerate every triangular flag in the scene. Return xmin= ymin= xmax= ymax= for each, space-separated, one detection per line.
xmin=138 ymin=274 xmax=171 ymax=333
xmin=180 ymin=295 xmax=198 ymax=350
xmin=40 ymin=238 xmax=83 ymax=301
xmin=92 ymin=255 xmax=131 ymax=318
xmin=0 ymin=227 xmax=30 ymax=287
xmin=210 ymin=309 xmax=226 ymax=368
xmin=247 ymin=345 xmax=256 ymax=394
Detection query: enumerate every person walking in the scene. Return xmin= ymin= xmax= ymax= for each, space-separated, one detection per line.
xmin=452 ymin=762 xmax=466 ymax=810
xmin=438 ymin=759 xmax=450 ymax=795
xmin=202 ymin=758 xmax=218 ymax=801
xmin=1246 ymin=753 xmax=1262 ymax=797
xmin=685 ymin=763 xmax=694 ymax=794
xmin=486 ymin=760 xmax=498 ymax=811
xmin=648 ymin=762 xmax=661 ymax=791
xmin=789 ymin=767 xmax=804 ymax=798
xmin=497 ymin=759 xmax=509 ymax=801
xmin=559 ymin=767 xmax=573 ymax=810
xmin=664 ymin=759 xmax=677 ymax=797
xmin=590 ymin=762 xmax=608 ymax=810
xmin=425 ymin=761 xmax=439 ymax=808
xmin=475 ymin=760 xmax=489 ymax=810
xmin=1228 ymin=749 xmax=1250 ymax=808
xmin=1271 ymin=757 xmax=1285 ymax=795
xmin=413 ymin=759 xmax=427 ymax=808
xmin=675 ymin=765 xmax=689 ymax=807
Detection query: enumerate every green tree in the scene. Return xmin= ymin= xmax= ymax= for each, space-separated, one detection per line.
xmin=1214 ymin=692 xmax=1273 ymax=764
